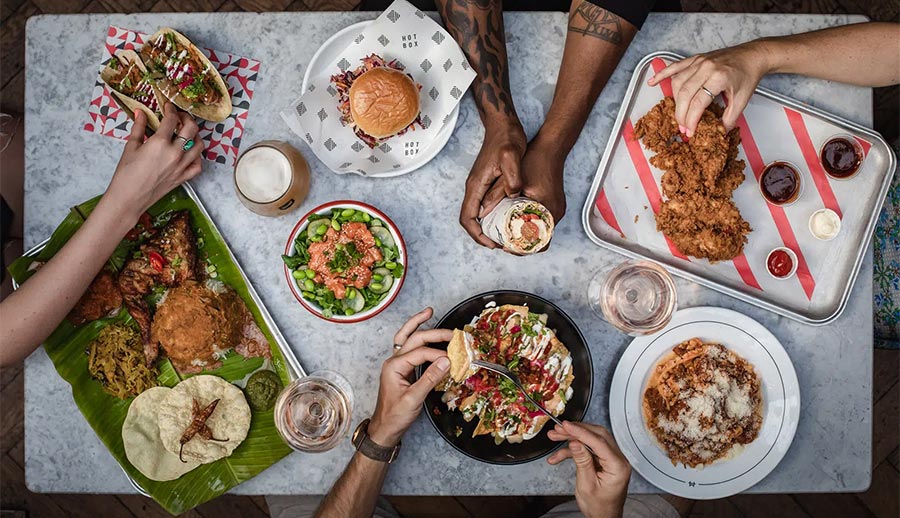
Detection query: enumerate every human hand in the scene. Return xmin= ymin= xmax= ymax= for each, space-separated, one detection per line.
xmin=648 ymin=42 xmax=770 ymax=136
xmin=483 ymin=134 xmax=567 ymax=222
xmin=480 ymin=135 xmax=566 ymax=254
xmin=547 ymin=421 xmax=631 ymax=518
xmin=460 ymin=123 xmax=527 ymax=248
xmin=101 ymin=102 xmax=204 ymax=222
xmin=367 ymin=308 xmax=452 ymax=447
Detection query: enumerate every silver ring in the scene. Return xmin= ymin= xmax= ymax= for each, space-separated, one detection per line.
xmin=175 ymin=135 xmax=195 ymax=152
xmin=393 ymin=344 xmax=403 ymax=351
xmin=701 ymin=86 xmax=716 ymax=99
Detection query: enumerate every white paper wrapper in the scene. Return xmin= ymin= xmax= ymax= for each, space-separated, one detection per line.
xmin=481 ymin=197 xmax=555 ymax=254
xmin=281 ymin=0 xmax=476 ymax=176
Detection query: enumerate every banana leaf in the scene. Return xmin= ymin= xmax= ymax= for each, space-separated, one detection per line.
xmin=8 ymin=186 xmax=295 ymax=515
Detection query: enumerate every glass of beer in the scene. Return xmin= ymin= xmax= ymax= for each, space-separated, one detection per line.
xmin=234 ymin=140 xmax=311 ymax=217
xmin=273 ymin=370 xmax=354 ymax=453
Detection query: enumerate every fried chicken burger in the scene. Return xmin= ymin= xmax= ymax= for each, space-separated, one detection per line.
xmin=332 ymin=54 xmax=422 ymax=148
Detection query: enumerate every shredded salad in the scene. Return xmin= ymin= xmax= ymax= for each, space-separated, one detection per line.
xmin=283 ymin=207 xmax=404 ymax=318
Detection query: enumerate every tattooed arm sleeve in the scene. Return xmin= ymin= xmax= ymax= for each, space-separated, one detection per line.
xmin=435 ymin=0 xmax=522 ymax=130
xmin=533 ymin=0 xmax=642 ymax=154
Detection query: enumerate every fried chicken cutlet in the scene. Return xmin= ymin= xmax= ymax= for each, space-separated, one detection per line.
xmin=634 ymin=97 xmax=751 ymax=262
xmin=656 ymin=194 xmax=751 ymax=262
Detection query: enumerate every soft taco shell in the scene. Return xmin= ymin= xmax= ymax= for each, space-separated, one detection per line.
xmin=140 ymin=28 xmax=232 ymax=122
xmin=122 ymin=387 xmax=201 ymax=481
xmin=99 ymin=50 xmax=165 ymax=132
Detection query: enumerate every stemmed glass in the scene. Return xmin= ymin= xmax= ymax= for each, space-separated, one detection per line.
xmin=274 ymin=370 xmax=354 ymax=453
xmin=588 ymin=259 xmax=677 ymax=336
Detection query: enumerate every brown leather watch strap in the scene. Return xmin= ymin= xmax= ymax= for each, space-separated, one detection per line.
xmin=352 ymin=418 xmax=401 ymax=463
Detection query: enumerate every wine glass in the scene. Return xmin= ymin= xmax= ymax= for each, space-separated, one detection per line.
xmin=588 ymin=259 xmax=677 ymax=336
xmin=273 ymin=370 xmax=354 ymax=453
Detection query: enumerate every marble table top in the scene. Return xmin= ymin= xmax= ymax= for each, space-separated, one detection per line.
xmin=24 ymin=11 xmax=872 ymax=495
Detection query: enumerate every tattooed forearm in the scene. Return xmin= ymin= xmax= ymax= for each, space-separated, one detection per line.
xmin=437 ymin=0 xmax=517 ymax=121
xmin=568 ymin=2 xmax=623 ymax=44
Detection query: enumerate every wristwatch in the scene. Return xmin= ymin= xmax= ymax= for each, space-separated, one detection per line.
xmin=352 ymin=418 xmax=401 ymax=463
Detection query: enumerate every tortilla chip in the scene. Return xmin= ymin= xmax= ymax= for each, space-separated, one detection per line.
xmin=447 ymin=329 xmax=476 ymax=382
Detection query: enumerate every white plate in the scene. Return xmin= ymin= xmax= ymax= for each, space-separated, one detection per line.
xmin=609 ymin=306 xmax=800 ymax=499
xmin=301 ymin=21 xmax=460 ymax=178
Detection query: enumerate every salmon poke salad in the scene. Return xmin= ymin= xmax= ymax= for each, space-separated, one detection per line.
xmin=283 ymin=201 xmax=406 ymax=322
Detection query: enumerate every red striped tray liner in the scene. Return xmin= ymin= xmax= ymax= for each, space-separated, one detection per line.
xmin=588 ymin=54 xmax=893 ymax=324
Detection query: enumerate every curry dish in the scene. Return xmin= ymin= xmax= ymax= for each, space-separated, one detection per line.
xmin=643 ymin=338 xmax=762 ymax=468
xmin=150 ymin=280 xmax=271 ymax=374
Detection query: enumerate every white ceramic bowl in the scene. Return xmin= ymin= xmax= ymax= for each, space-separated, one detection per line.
xmin=283 ymin=200 xmax=407 ymax=323
xmin=765 ymin=247 xmax=798 ymax=280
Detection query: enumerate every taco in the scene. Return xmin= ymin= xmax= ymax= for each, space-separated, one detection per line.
xmin=100 ymin=50 xmax=166 ymax=132
xmin=139 ymin=28 xmax=232 ymax=122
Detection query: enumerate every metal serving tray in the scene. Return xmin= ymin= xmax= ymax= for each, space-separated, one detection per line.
xmin=581 ymin=51 xmax=896 ymax=326
xmin=14 ymin=182 xmax=305 ymax=496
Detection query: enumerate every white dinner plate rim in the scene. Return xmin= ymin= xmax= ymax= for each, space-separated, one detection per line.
xmin=609 ymin=306 xmax=800 ymax=499
xmin=301 ymin=20 xmax=460 ymax=178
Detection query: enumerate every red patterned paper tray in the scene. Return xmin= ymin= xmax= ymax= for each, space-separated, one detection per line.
xmin=84 ymin=26 xmax=260 ymax=167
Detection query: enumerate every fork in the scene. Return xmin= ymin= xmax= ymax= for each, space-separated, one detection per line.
xmin=472 ymin=359 xmax=563 ymax=427
xmin=471 ymin=359 xmax=596 ymax=456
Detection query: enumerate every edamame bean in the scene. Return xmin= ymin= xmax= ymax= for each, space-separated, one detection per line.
xmin=372 ymin=274 xmax=384 ymax=281
xmin=370 ymin=283 xmax=383 ymax=291
xmin=331 ymin=219 xmax=341 ymax=231
xmin=374 ymin=237 xmax=382 ymax=247
xmin=310 ymin=235 xmax=322 ymax=243
xmin=304 ymin=279 xmax=316 ymax=291
xmin=316 ymin=224 xmax=327 ymax=236
xmin=302 ymin=291 xmax=314 ymax=299
xmin=305 ymin=269 xmax=316 ymax=279
xmin=363 ymin=213 xmax=371 ymax=222
xmin=347 ymin=289 xmax=356 ymax=299
xmin=344 ymin=308 xmax=356 ymax=316
xmin=341 ymin=209 xmax=355 ymax=218
xmin=292 ymin=269 xmax=305 ymax=279
xmin=385 ymin=261 xmax=397 ymax=269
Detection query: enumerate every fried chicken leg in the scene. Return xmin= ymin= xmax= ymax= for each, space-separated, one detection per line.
xmin=117 ymin=210 xmax=198 ymax=365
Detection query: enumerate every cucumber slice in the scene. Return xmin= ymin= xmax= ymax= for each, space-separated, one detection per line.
xmin=307 ymin=219 xmax=330 ymax=239
xmin=370 ymin=227 xmax=395 ymax=249
xmin=369 ymin=268 xmax=393 ymax=294
xmin=342 ymin=288 xmax=365 ymax=312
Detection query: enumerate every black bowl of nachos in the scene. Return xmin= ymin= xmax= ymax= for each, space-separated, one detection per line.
xmin=418 ymin=290 xmax=593 ymax=464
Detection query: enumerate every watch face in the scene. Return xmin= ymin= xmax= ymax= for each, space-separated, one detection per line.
xmin=353 ymin=418 xmax=370 ymax=446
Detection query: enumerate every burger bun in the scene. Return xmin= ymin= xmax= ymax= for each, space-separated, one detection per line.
xmin=349 ymin=67 xmax=420 ymax=140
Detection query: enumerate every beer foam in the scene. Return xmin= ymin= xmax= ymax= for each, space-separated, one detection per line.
xmin=235 ymin=146 xmax=292 ymax=203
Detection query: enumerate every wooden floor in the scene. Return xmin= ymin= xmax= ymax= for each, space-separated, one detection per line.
xmin=1 ymin=1 xmax=898 ymax=517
